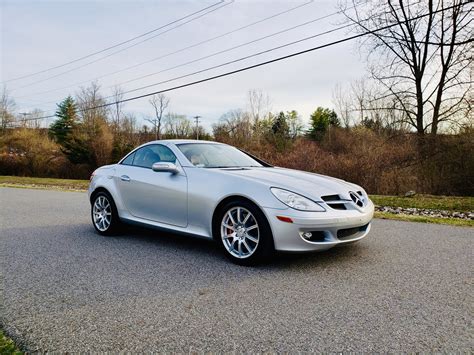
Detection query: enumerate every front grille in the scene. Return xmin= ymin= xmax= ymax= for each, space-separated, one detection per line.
xmin=337 ymin=224 xmax=369 ymax=240
xmin=349 ymin=191 xmax=364 ymax=207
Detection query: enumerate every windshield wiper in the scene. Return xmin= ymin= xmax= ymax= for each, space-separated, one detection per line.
xmin=206 ymin=165 xmax=262 ymax=169
xmin=206 ymin=166 xmax=239 ymax=168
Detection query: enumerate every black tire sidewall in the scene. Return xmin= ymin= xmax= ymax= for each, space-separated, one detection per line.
xmin=214 ymin=199 xmax=274 ymax=266
xmin=91 ymin=191 xmax=120 ymax=236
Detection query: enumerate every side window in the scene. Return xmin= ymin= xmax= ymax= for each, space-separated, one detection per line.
xmin=132 ymin=145 xmax=176 ymax=169
xmin=121 ymin=152 xmax=135 ymax=165
xmin=155 ymin=145 xmax=177 ymax=163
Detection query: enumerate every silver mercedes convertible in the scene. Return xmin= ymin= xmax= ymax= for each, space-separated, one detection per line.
xmin=88 ymin=140 xmax=374 ymax=265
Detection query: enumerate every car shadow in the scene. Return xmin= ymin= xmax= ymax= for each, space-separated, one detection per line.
xmin=108 ymin=223 xmax=368 ymax=269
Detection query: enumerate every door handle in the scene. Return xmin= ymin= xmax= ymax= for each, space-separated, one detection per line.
xmin=120 ymin=175 xmax=131 ymax=182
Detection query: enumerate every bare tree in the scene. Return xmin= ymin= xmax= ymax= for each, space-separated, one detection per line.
xmin=120 ymin=113 xmax=141 ymax=147
xmin=286 ymin=110 xmax=304 ymax=138
xmin=75 ymin=82 xmax=113 ymax=166
xmin=146 ymin=94 xmax=169 ymax=140
xmin=333 ymin=78 xmax=420 ymax=131
xmin=247 ymin=89 xmax=271 ymax=138
xmin=164 ymin=113 xmax=192 ymax=138
xmin=247 ymin=89 xmax=270 ymax=123
xmin=332 ymin=83 xmax=354 ymax=128
xmin=350 ymin=79 xmax=370 ymax=124
xmin=343 ymin=0 xmax=473 ymax=135
xmin=111 ymin=86 xmax=124 ymax=133
xmin=213 ymin=109 xmax=253 ymax=144
xmin=0 ymin=86 xmax=16 ymax=131
xmin=76 ymin=81 xmax=108 ymax=130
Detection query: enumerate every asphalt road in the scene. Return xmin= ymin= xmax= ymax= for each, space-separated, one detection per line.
xmin=1 ymin=187 xmax=472 ymax=352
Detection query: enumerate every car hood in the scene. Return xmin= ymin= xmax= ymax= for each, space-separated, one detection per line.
xmin=217 ymin=167 xmax=362 ymax=201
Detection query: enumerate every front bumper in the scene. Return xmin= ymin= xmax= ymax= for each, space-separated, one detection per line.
xmin=263 ymin=200 xmax=374 ymax=252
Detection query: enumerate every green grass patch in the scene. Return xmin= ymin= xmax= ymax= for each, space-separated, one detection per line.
xmin=1 ymin=176 xmax=472 ymax=227
xmin=0 ymin=330 xmax=22 ymax=355
xmin=0 ymin=176 xmax=88 ymax=191
xmin=375 ymin=211 xmax=473 ymax=227
xmin=370 ymin=194 xmax=473 ymax=212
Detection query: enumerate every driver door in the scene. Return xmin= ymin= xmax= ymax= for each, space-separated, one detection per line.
xmin=116 ymin=144 xmax=187 ymax=227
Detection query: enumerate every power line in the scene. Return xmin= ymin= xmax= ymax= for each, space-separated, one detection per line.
xmin=1 ymin=1 xmax=225 ymax=84
xmin=15 ymin=0 xmax=316 ymax=101
xmin=20 ymin=3 xmax=466 ymax=122
xmin=18 ymin=112 xmax=32 ymax=125
xmin=110 ymin=10 xmax=354 ymax=90
xmin=19 ymin=18 xmax=354 ymax=112
xmin=105 ymin=23 xmax=354 ymax=99
xmin=11 ymin=1 xmax=233 ymax=91
xmin=20 ymin=4 xmax=364 ymax=110
xmin=8 ymin=1 xmax=233 ymax=91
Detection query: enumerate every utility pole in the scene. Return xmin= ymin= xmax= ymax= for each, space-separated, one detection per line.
xmin=193 ymin=115 xmax=201 ymax=140
xmin=19 ymin=112 xmax=32 ymax=128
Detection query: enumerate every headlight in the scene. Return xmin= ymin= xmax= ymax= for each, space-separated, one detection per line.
xmin=270 ymin=188 xmax=326 ymax=212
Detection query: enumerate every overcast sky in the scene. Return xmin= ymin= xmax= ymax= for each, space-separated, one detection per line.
xmin=1 ymin=0 xmax=367 ymax=130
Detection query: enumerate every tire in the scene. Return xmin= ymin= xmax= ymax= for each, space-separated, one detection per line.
xmin=91 ymin=191 xmax=120 ymax=236
xmin=214 ymin=199 xmax=274 ymax=266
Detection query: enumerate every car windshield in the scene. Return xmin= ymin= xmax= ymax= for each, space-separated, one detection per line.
xmin=177 ymin=143 xmax=263 ymax=168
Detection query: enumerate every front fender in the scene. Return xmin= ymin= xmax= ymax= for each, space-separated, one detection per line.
xmin=184 ymin=167 xmax=288 ymax=238
xmin=88 ymin=167 xmax=122 ymax=211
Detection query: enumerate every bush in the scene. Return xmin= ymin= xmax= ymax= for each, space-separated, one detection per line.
xmin=233 ymin=128 xmax=473 ymax=196
xmin=0 ymin=128 xmax=90 ymax=179
xmin=1 ymin=126 xmax=472 ymax=196
xmin=415 ymin=131 xmax=474 ymax=195
xmin=0 ymin=128 xmax=64 ymax=177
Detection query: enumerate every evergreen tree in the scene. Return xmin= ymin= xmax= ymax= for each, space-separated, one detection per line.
xmin=308 ymin=107 xmax=339 ymax=141
xmin=270 ymin=111 xmax=291 ymax=151
xmin=49 ymin=96 xmax=93 ymax=165
xmin=49 ymin=96 xmax=78 ymax=144
xmin=272 ymin=111 xmax=289 ymax=137
xmin=61 ymin=133 xmax=92 ymax=165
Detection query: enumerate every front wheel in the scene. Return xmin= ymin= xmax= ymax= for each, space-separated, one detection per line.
xmin=215 ymin=200 xmax=274 ymax=266
xmin=91 ymin=191 xmax=120 ymax=236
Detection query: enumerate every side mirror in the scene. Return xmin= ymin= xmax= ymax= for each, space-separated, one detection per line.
xmin=152 ymin=162 xmax=179 ymax=174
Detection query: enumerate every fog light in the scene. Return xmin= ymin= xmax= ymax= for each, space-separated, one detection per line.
xmin=302 ymin=232 xmax=312 ymax=240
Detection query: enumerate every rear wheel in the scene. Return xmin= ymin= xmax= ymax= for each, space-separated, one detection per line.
xmin=215 ymin=200 xmax=274 ymax=265
xmin=91 ymin=191 xmax=120 ymax=236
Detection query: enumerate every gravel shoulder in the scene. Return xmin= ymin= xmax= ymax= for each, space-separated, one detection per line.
xmin=1 ymin=187 xmax=473 ymax=352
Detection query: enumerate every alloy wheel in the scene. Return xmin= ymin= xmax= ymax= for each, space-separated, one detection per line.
xmin=93 ymin=195 xmax=112 ymax=232
xmin=220 ymin=207 xmax=260 ymax=259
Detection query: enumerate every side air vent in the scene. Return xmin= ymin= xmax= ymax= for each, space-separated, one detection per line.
xmin=328 ymin=203 xmax=347 ymax=210
xmin=321 ymin=194 xmax=341 ymax=202
xmin=322 ymin=194 xmax=348 ymax=210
